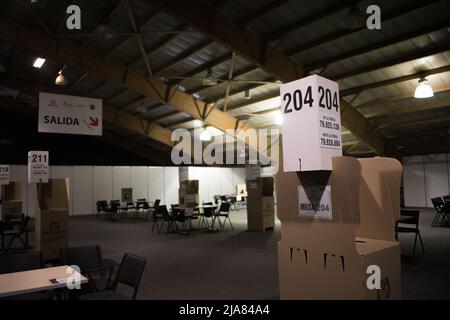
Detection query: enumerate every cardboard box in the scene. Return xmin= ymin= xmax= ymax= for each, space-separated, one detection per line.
xmin=35 ymin=179 xmax=69 ymax=261
xmin=1 ymin=182 xmax=23 ymax=221
xmin=280 ymin=75 xmax=342 ymax=172
xmin=121 ymin=188 xmax=133 ymax=202
xmin=179 ymin=189 xmax=199 ymax=209
xmin=235 ymin=184 xmax=247 ymax=196
xmin=275 ymin=156 xmax=401 ymax=299
xmin=180 ymin=180 xmax=199 ymax=194
xmin=246 ymin=177 xmax=274 ymax=198
xmin=247 ymin=196 xmax=274 ymax=231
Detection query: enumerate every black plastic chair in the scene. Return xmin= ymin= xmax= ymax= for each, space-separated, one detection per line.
xmin=198 ymin=206 xmax=215 ymax=229
xmin=3 ymin=215 xmax=32 ymax=252
xmin=96 ymin=201 xmax=109 ymax=220
xmin=151 ymin=204 xmax=164 ymax=234
xmin=395 ymin=209 xmax=425 ymax=258
xmin=60 ymin=245 xmax=116 ymax=295
xmin=79 ymin=254 xmax=146 ymax=300
xmin=431 ymin=197 xmax=446 ymax=226
xmin=214 ymin=202 xmax=233 ymax=230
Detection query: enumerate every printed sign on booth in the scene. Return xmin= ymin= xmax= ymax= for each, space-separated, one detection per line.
xmin=280 ymin=75 xmax=342 ymax=172
xmin=38 ymin=92 xmax=102 ymax=136
xmin=28 ymin=151 xmax=49 ymax=183
xmin=0 ymin=165 xmax=10 ymax=185
xmin=298 ymin=185 xmax=332 ymax=220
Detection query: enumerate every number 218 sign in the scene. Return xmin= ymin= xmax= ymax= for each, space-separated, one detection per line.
xmin=280 ymin=75 xmax=342 ymax=172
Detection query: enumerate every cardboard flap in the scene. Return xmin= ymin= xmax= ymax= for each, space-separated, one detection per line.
xmin=38 ymin=179 xmax=69 ymax=210
xmin=3 ymin=182 xmax=22 ymax=200
xmin=276 ymin=156 xmax=361 ymax=224
xmin=356 ymin=158 xmax=402 ymax=241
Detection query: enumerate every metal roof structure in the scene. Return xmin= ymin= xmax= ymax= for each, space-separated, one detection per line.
xmin=1 ymin=0 xmax=449 ymax=163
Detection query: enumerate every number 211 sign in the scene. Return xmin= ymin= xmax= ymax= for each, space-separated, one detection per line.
xmin=280 ymin=75 xmax=342 ymax=172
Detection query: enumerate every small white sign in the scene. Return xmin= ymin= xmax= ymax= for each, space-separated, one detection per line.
xmin=298 ymin=185 xmax=332 ymax=220
xmin=28 ymin=151 xmax=49 ymax=183
xmin=280 ymin=75 xmax=342 ymax=172
xmin=39 ymin=92 xmax=102 ymax=136
xmin=0 ymin=165 xmax=10 ymax=185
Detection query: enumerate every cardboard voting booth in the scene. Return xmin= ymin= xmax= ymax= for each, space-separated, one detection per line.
xmin=0 ymin=182 xmax=23 ymax=221
xmin=121 ymin=188 xmax=133 ymax=202
xmin=276 ymin=156 xmax=401 ymax=299
xmin=246 ymin=177 xmax=275 ymax=232
xmin=179 ymin=180 xmax=199 ymax=213
xmin=35 ymin=179 xmax=69 ymax=261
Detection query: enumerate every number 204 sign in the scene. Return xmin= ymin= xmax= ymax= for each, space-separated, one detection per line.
xmin=280 ymin=75 xmax=343 ymax=172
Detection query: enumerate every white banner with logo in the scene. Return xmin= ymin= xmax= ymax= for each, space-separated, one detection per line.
xmin=39 ymin=92 xmax=102 ymax=136
xmin=0 ymin=165 xmax=10 ymax=185
xmin=28 ymin=151 xmax=49 ymax=183
xmin=298 ymin=185 xmax=332 ymax=220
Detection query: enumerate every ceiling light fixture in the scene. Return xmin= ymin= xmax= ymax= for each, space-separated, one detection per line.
xmin=55 ymin=70 xmax=67 ymax=86
xmin=33 ymin=57 xmax=46 ymax=68
xmin=199 ymin=126 xmax=212 ymax=141
xmin=344 ymin=4 xmax=366 ymax=30
xmin=244 ymin=89 xmax=251 ymax=99
xmin=414 ymin=77 xmax=434 ymax=99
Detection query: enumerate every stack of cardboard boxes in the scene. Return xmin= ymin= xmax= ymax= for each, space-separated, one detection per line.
xmin=179 ymin=180 xmax=199 ymax=214
xmin=246 ymin=177 xmax=275 ymax=232
xmin=35 ymin=179 xmax=69 ymax=261
xmin=0 ymin=182 xmax=23 ymax=221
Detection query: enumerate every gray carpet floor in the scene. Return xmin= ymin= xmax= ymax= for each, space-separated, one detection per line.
xmin=7 ymin=208 xmax=447 ymax=299
xmin=62 ymin=208 xmax=450 ymax=300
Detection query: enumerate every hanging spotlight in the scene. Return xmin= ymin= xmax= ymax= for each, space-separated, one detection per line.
xmin=344 ymin=4 xmax=366 ymax=30
xmin=274 ymin=111 xmax=283 ymax=125
xmin=244 ymin=89 xmax=251 ymax=99
xmin=202 ymin=69 xmax=217 ymax=86
xmin=414 ymin=77 xmax=434 ymax=99
xmin=55 ymin=70 xmax=67 ymax=86
xmin=199 ymin=127 xmax=212 ymax=141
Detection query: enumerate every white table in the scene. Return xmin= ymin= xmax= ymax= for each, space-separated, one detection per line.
xmin=0 ymin=265 xmax=88 ymax=298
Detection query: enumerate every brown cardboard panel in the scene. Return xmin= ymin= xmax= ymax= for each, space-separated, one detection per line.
xmin=121 ymin=188 xmax=133 ymax=202
xmin=275 ymin=156 xmax=361 ymax=224
xmin=247 ymin=196 xmax=275 ymax=231
xmin=356 ymin=158 xmax=402 ymax=241
xmin=246 ymin=177 xmax=274 ymax=198
xmin=276 ymin=156 xmax=401 ymax=299
xmin=180 ymin=180 xmax=199 ymax=194
xmin=35 ymin=179 xmax=69 ymax=261
xmin=179 ymin=189 xmax=199 ymax=208
xmin=3 ymin=182 xmax=22 ymax=200
xmin=38 ymin=179 xmax=69 ymax=210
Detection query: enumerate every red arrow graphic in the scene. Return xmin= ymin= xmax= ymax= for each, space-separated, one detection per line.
xmin=89 ymin=117 xmax=99 ymax=127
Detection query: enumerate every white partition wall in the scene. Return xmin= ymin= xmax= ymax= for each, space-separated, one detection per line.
xmin=7 ymin=165 xmax=252 ymax=215
xmin=424 ymin=154 xmax=449 ymax=207
xmin=93 ymin=166 xmax=113 ymax=204
xmin=148 ymin=167 xmax=164 ymax=204
xmin=131 ymin=167 xmax=148 ymax=201
xmin=112 ymin=167 xmax=131 ymax=200
xmin=403 ymin=154 xmax=450 ymax=208
xmin=73 ymin=166 xmax=93 ymax=216
xmin=163 ymin=167 xmax=179 ymax=205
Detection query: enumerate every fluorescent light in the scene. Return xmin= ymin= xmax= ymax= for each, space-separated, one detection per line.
xmin=414 ymin=78 xmax=434 ymax=98
xmin=274 ymin=112 xmax=283 ymax=125
xmin=33 ymin=57 xmax=46 ymax=68
xmin=199 ymin=128 xmax=211 ymax=141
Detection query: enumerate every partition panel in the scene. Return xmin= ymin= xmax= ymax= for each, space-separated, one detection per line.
xmin=424 ymin=154 xmax=449 ymax=207
xmin=73 ymin=166 xmax=93 ymax=215
xmin=131 ymin=167 xmax=148 ymax=201
xmin=112 ymin=167 xmax=131 ymax=200
xmin=148 ymin=167 xmax=164 ymax=204
xmin=93 ymin=166 xmax=113 ymax=204
xmin=164 ymin=167 xmax=179 ymax=206
xmin=403 ymin=156 xmax=426 ymax=207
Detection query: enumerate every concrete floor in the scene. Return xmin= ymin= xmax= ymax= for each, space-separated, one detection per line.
xmin=60 ymin=207 xmax=450 ymax=300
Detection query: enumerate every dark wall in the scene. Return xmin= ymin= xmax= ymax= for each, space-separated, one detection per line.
xmin=0 ymin=109 xmax=159 ymax=166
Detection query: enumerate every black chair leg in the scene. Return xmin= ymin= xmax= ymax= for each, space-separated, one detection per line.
xmin=418 ymin=232 xmax=425 ymax=252
xmin=412 ymin=233 xmax=418 ymax=258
